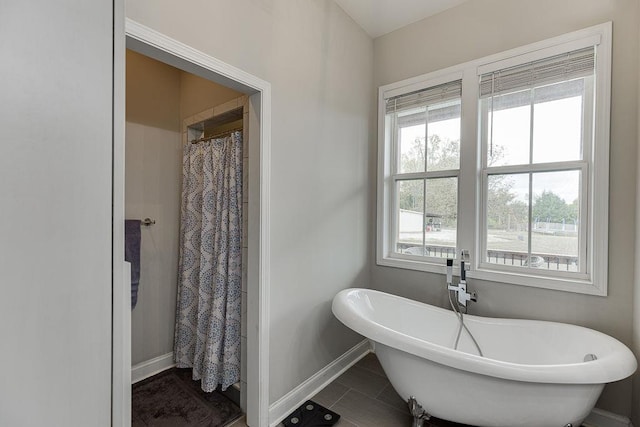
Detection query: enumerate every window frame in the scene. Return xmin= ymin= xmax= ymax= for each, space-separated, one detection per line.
xmin=388 ymin=80 xmax=463 ymax=265
xmin=376 ymin=22 xmax=612 ymax=295
xmin=478 ymin=77 xmax=594 ymax=281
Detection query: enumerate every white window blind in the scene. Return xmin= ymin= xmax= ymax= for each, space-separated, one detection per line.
xmin=386 ymin=80 xmax=462 ymax=114
xmin=479 ymin=47 xmax=594 ymax=98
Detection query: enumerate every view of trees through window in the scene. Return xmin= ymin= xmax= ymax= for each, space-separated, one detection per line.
xmin=396 ymin=86 xmax=584 ymax=270
xmin=395 ymin=100 xmax=460 ymax=258
xmin=398 ymin=133 xmax=459 ymax=225
xmin=482 ymin=83 xmax=584 ymax=271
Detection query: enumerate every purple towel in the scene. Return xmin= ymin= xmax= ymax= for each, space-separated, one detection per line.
xmin=125 ymin=220 xmax=141 ymax=309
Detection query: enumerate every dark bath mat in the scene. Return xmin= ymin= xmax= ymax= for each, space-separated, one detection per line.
xmin=132 ymin=368 xmax=243 ymax=427
xmin=282 ymin=400 xmax=340 ymax=427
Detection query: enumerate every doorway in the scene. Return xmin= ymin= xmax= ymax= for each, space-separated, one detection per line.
xmin=113 ymin=19 xmax=271 ymax=427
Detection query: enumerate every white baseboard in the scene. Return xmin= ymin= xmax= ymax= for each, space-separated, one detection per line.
xmin=131 ymin=352 xmax=175 ymax=384
xmin=584 ymin=408 xmax=633 ymax=427
xmin=268 ymin=339 xmax=371 ymax=427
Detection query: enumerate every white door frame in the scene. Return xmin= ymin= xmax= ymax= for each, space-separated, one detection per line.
xmin=112 ymin=18 xmax=271 ymax=427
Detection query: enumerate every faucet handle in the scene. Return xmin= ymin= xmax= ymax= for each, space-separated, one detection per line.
xmin=460 ymin=249 xmax=470 ymax=269
xmin=446 ymin=258 xmax=453 ymax=285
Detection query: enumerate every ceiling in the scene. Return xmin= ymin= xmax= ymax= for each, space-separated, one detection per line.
xmin=334 ymin=0 xmax=469 ymax=38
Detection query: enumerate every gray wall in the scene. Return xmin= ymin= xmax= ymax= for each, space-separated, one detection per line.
xmin=0 ymin=1 xmax=113 ymax=425
xmin=126 ymin=50 xmax=182 ymax=366
xmin=180 ymin=71 xmax=243 ymax=120
xmin=126 ymin=0 xmax=374 ymax=403
xmin=634 ymin=1 xmax=640 ymax=420
xmin=373 ymin=0 xmax=639 ymax=418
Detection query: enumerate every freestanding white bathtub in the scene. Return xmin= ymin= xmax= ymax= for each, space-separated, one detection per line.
xmin=332 ymin=288 xmax=636 ymax=427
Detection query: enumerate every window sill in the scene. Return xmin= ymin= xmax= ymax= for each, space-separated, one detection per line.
xmin=469 ymin=268 xmax=605 ymax=296
xmin=377 ymin=254 xmax=448 ymax=275
xmin=376 ymin=255 xmax=606 ymax=296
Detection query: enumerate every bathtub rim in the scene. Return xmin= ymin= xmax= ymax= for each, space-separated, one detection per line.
xmin=332 ymin=288 xmax=637 ymax=385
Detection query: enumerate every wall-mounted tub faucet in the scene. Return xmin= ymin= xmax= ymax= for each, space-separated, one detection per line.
xmin=446 ymin=255 xmax=477 ymax=307
xmin=446 ymin=253 xmax=483 ymax=356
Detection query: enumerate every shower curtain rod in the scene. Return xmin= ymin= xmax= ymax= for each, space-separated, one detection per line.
xmin=190 ymin=127 xmax=243 ymax=144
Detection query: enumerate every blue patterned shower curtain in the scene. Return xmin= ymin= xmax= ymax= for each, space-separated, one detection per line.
xmin=174 ymin=130 xmax=243 ymax=392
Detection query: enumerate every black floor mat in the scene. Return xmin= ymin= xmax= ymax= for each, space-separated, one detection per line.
xmin=132 ymin=368 xmax=243 ymax=426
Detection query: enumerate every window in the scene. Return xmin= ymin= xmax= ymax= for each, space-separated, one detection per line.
xmin=386 ymin=80 xmax=462 ymax=260
xmin=479 ymin=47 xmax=594 ymax=279
xmin=377 ymin=23 xmax=612 ymax=295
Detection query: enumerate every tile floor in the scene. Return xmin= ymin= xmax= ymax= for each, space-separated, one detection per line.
xmin=228 ymin=352 xmax=465 ymax=427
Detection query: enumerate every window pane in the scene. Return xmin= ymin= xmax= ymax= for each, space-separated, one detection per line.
xmin=484 ymin=90 xmax=531 ymax=167
xmin=398 ymin=107 xmax=426 ymax=173
xmin=486 ymin=173 xmax=530 ymax=266
xmin=397 ymin=179 xmax=424 ymax=254
xmin=533 ymin=80 xmax=584 ymax=164
xmin=396 ymin=178 xmax=458 ymax=258
xmin=427 ymin=99 xmax=461 ymax=171
xmin=531 ymin=171 xmax=580 ymax=271
xmin=424 ymin=178 xmax=457 ymax=258
xmin=396 ymin=99 xmax=461 ymax=174
xmin=485 ymin=171 xmax=581 ymax=271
